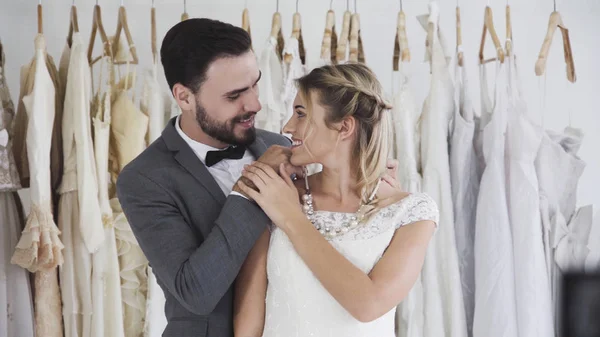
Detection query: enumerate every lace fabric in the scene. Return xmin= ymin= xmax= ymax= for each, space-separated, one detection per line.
xmin=263 ymin=193 xmax=438 ymax=337
xmin=310 ymin=193 xmax=439 ymax=242
xmin=0 ymin=40 xmax=21 ymax=191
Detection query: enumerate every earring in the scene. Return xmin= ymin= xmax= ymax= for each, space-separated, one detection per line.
xmin=303 ymin=166 xmax=310 ymax=191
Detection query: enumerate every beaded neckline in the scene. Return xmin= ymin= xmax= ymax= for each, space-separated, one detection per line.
xmin=301 ymin=168 xmax=382 ymax=239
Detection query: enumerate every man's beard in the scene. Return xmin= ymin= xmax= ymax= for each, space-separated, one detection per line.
xmin=195 ymin=102 xmax=256 ymax=146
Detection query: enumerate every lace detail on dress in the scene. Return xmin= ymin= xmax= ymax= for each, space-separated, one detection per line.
xmin=0 ymin=44 xmax=22 ymax=191
xmin=263 ymin=193 xmax=439 ymax=337
xmin=309 ymin=193 xmax=439 ymax=242
xmin=11 ymin=202 xmax=64 ymax=272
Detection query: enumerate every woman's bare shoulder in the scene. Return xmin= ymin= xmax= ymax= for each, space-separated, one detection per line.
xmin=377 ymin=189 xmax=412 ymax=209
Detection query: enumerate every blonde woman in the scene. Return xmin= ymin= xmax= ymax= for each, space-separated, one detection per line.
xmin=233 ymin=63 xmax=439 ymax=337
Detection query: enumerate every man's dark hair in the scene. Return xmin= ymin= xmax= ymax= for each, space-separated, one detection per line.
xmin=160 ymin=18 xmax=252 ymax=93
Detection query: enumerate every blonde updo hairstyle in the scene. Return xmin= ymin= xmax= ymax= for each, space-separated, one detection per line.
xmin=294 ymin=63 xmax=393 ymax=210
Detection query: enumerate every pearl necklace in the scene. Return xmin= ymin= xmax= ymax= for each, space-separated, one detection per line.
xmin=301 ymin=169 xmax=381 ymax=239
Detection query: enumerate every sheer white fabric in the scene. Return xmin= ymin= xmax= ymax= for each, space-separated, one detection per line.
xmin=110 ymin=70 xmax=150 ymax=337
xmin=535 ymin=126 xmax=586 ymax=331
xmin=389 ymin=63 xmax=424 ymax=337
xmin=263 ymin=193 xmax=439 ymax=337
xmin=58 ymin=33 xmax=106 ymax=337
xmin=473 ymin=61 xmax=518 ymax=337
xmin=140 ymin=58 xmax=169 ymax=337
xmin=141 ymin=58 xmax=168 ymax=145
xmin=504 ymin=52 xmax=554 ymax=337
xmin=281 ymin=37 xmax=306 ymax=130
xmin=90 ymin=56 xmax=125 ymax=337
xmin=257 ymin=37 xmax=285 ymax=133
xmin=449 ymin=47 xmax=479 ymax=337
xmin=417 ymin=4 xmax=467 ymax=337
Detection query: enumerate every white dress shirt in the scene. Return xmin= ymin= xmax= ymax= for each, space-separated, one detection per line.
xmin=175 ymin=115 xmax=255 ymax=197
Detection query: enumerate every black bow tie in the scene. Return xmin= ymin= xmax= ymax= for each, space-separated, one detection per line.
xmin=205 ymin=145 xmax=246 ymax=167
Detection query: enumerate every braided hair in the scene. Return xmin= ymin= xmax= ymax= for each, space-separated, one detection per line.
xmin=294 ymin=63 xmax=393 ymax=209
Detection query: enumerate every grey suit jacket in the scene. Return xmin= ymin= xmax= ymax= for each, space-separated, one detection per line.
xmin=116 ymin=117 xmax=290 ymax=337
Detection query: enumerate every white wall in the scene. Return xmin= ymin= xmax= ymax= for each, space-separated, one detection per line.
xmin=1 ymin=0 xmax=598 ymax=213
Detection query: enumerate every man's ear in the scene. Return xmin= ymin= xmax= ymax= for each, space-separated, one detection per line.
xmin=173 ymin=83 xmax=194 ymax=112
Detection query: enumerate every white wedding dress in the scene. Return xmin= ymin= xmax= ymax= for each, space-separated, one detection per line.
xmin=262 ymin=193 xmax=439 ymax=337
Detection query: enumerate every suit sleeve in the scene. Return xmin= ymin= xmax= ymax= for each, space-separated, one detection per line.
xmin=116 ymin=168 xmax=270 ymax=315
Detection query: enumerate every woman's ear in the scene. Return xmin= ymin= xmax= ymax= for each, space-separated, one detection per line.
xmin=338 ymin=116 xmax=357 ymax=141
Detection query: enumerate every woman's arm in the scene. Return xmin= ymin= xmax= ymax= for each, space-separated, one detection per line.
xmin=237 ymin=162 xmax=436 ymax=323
xmin=283 ymin=213 xmax=435 ymax=322
xmin=233 ymin=229 xmax=270 ymax=336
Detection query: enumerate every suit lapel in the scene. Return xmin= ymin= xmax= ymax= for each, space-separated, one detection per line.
xmin=174 ymin=148 xmax=227 ymax=205
xmin=162 ymin=117 xmax=269 ymax=205
xmin=247 ymin=133 xmax=268 ymax=159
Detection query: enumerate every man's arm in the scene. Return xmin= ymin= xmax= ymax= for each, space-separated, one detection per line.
xmin=116 ymin=168 xmax=270 ymax=316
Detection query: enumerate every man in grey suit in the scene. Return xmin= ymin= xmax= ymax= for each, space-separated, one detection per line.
xmin=116 ymin=18 xmax=296 ymax=337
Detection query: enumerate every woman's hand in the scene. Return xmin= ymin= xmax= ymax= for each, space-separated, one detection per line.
xmin=376 ymin=159 xmax=403 ymax=200
xmin=237 ymin=162 xmax=308 ymax=232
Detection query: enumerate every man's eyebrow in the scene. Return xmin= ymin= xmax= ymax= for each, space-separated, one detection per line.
xmin=223 ymin=71 xmax=262 ymax=97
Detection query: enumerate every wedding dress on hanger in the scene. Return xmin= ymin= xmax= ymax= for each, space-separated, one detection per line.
xmin=109 ymin=38 xmax=150 ymax=337
xmin=472 ymin=49 xmax=518 ymax=337
xmin=449 ymin=40 xmax=479 ymax=337
xmin=11 ymin=33 xmax=64 ymax=337
xmin=140 ymin=53 xmax=169 ymax=337
xmin=417 ymin=4 xmax=467 ymax=337
xmin=504 ymin=47 xmax=554 ymax=337
xmin=90 ymin=51 xmax=126 ymax=337
xmin=58 ymin=32 xmax=105 ymax=337
xmin=0 ymin=38 xmax=35 ymax=337
xmin=257 ymin=36 xmax=284 ymax=133
xmin=390 ymin=48 xmax=424 ymax=337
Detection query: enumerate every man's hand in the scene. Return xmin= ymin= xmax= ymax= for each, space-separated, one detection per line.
xmin=233 ymin=145 xmax=303 ymax=199
xmin=256 ymin=145 xmax=304 ymax=178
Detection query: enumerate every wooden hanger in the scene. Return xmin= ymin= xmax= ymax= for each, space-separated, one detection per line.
xmin=151 ymin=1 xmax=157 ymax=63
xmin=242 ymin=8 xmax=251 ymax=39
xmin=456 ymin=6 xmax=463 ymax=66
xmin=88 ymin=4 xmax=112 ymax=65
xmin=534 ymin=10 xmax=576 ymax=82
xmin=349 ymin=0 xmax=365 ymax=63
xmin=112 ymin=5 xmax=139 ymax=65
xmin=349 ymin=14 xmax=359 ymax=62
xmin=67 ymin=4 xmax=79 ymax=47
xmin=356 ymin=15 xmax=365 ymax=63
xmin=37 ymin=3 xmax=43 ymax=34
xmin=181 ymin=0 xmax=189 ymax=21
xmin=336 ymin=6 xmax=352 ymax=63
xmin=479 ymin=6 xmax=505 ymax=64
xmin=285 ymin=1 xmax=305 ymax=65
xmin=270 ymin=8 xmax=284 ymax=62
xmin=320 ymin=7 xmax=338 ymax=63
xmin=505 ymin=5 xmax=512 ymax=57
xmin=393 ymin=2 xmax=410 ymax=70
